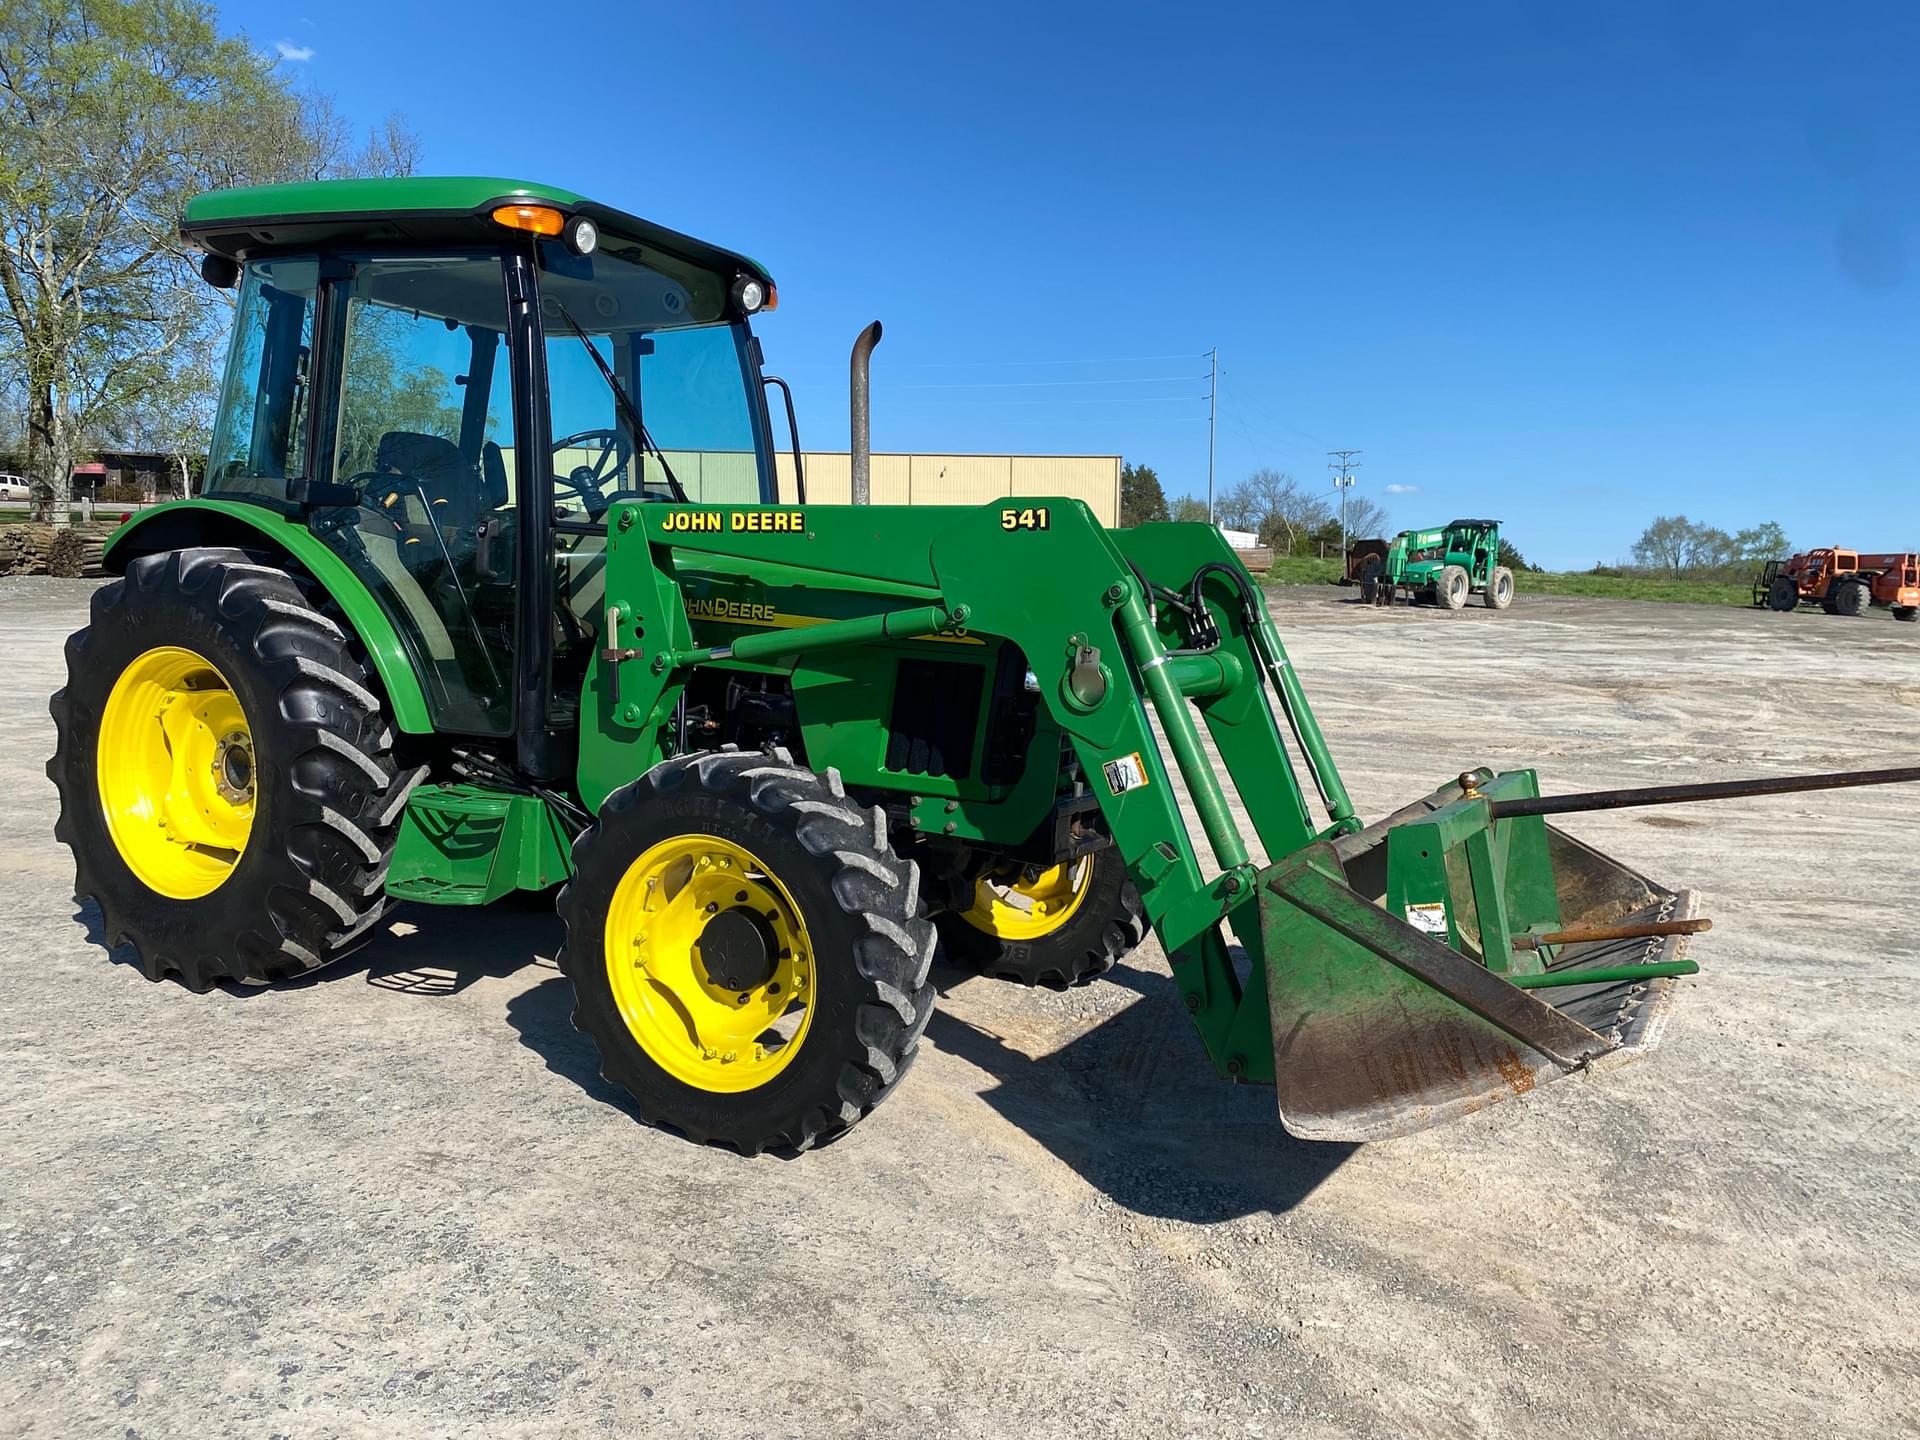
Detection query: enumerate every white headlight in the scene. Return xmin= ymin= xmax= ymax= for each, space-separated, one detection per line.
xmin=737 ymin=278 xmax=766 ymax=313
xmin=564 ymin=216 xmax=598 ymax=256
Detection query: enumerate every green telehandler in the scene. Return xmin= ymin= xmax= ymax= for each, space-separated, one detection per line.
xmin=1360 ymin=519 xmax=1514 ymax=610
xmin=48 ymin=179 xmax=1920 ymax=1153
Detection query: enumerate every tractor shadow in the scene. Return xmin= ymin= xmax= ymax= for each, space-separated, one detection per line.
xmin=76 ymin=893 xmax=1355 ymax=1206
xmin=925 ymin=963 xmax=1356 ymax=1221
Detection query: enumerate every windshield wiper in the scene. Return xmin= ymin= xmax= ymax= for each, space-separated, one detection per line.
xmin=552 ymin=302 xmax=688 ymax=504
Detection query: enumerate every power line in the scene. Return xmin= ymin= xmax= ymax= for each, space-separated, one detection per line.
xmin=884 ymin=352 xmax=1206 ymax=370
xmin=873 ymin=395 xmax=1208 ymax=407
xmin=880 ymin=375 xmax=1207 ymax=390
xmin=1218 ymin=372 xmax=1328 ymax=448
xmin=1206 ymin=347 xmax=1218 ymax=523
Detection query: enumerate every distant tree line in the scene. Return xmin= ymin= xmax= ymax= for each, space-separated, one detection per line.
xmin=1120 ymin=461 xmax=1392 ymax=556
xmin=1611 ymin=516 xmax=1790 ymax=580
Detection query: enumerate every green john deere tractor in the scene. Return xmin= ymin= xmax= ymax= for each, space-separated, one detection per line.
xmin=49 ymin=178 xmax=1915 ymax=1154
xmin=1361 ymin=519 xmax=1514 ymax=610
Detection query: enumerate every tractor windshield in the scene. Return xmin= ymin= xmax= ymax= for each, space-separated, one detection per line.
xmin=536 ymin=237 xmax=768 ymax=516
xmin=538 ymin=236 xmax=771 ymax=724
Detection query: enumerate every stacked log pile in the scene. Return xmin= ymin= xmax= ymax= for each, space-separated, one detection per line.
xmin=0 ymin=523 xmax=119 ymax=578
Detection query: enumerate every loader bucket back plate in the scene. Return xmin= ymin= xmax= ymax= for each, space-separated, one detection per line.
xmin=1256 ymin=774 xmax=1698 ymax=1141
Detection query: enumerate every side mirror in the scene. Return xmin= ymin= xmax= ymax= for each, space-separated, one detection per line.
xmin=200 ymin=254 xmax=239 ymax=289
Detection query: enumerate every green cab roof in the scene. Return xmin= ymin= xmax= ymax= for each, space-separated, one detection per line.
xmin=181 ymin=175 xmax=772 ymax=287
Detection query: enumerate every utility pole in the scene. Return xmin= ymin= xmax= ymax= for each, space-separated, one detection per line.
xmin=1206 ymin=348 xmax=1218 ymax=524
xmin=1327 ymin=449 xmax=1361 ymax=570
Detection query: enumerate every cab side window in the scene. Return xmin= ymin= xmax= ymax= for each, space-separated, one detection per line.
xmin=204 ymin=258 xmax=318 ymax=499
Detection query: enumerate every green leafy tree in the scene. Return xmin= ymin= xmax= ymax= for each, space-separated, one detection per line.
xmin=1169 ymin=495 xmax=1210 ymax=524
xmin=1631 ymin=515 xmax=1737 ymax=578
xmin=1120 ymin=461 xmax=1169 ymax=526
xmin=0 ymin=0 xmax=416 ymax=524
xmin=1733 ymin=521 xmax=1790 ymax=561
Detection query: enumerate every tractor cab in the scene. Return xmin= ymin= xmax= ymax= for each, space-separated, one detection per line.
xmin=183 ymin=177 xmax=783 ymax=750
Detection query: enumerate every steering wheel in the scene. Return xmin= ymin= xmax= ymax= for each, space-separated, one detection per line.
xmin=552 ymin=428 xmax=634 ymax=514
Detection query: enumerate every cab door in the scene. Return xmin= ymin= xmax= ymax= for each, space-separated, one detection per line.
xmin=304 ymin=253 xmax=525 ymax=736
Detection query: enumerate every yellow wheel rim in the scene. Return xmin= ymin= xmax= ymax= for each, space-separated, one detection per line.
xmin=960 ymin=858 xmax=1092 ymax=942
xmin=96 ymin=646 xmax=255 ymax=900
xmin=603 ymin=834 xmax=815 ymax=1094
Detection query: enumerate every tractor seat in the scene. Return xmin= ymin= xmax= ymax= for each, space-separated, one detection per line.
xmin=375 ymin=430 xmax=483 ymax=528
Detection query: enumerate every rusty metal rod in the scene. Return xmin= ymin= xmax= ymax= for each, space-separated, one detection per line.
xmin=1513 ymin=918 xmax=1712 ymax=951
xmin=1487 ymin=765 xmax=1920 ymax=821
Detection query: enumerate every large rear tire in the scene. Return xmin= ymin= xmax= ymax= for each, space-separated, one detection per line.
xmin=1435 ymin=565 xmax=1469 ymax=610
xmin=1832 ymin=579 xmax=1870 ymax=617
xmin=47 ymin=548 xmax=416 ymax=990
xmin=559 ymin=749 xmax=936 ymax=1153
xmin=1482 ymin=566 xmax=1515 ymax=610
xmin=937 ymin=846 xmax=1145 ymax=988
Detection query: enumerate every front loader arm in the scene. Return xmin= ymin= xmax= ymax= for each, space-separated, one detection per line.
xmin=582 ymin=499 xmax=1350 ymax=1084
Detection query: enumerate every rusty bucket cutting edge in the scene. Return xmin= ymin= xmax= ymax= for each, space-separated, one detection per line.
xmin=1259 ymin=825 xmax=1699 ymax=1143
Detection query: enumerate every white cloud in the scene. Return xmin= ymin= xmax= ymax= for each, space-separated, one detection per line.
xmin=275 ymin=40 xmax=315 ymax=61
xmin=1383 ymin=483 xmax=1419 ymax=495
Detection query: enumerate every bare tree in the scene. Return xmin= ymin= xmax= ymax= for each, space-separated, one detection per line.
xmin=1214 ymin=468 xmax=1336 ymax=554
xmin=1344 ymin=494 xmax=1390 ymax=540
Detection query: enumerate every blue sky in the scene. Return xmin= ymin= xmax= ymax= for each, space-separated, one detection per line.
xmin=230 ymin=1 xmax=1915 ymax=568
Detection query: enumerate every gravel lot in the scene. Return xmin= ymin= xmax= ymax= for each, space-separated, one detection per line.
xmin=3 ymin=574 xmax=1916 ymax=1439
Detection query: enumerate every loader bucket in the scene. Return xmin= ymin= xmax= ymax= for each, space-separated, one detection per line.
xmin=1257 ymin=772 xmax=1699 ymax=1141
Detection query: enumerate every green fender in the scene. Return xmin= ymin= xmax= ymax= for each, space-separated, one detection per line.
xmin=104 ymin=498 xmax=434 ymax=733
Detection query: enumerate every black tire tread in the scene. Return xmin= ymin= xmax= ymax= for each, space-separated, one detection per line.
xmin=937 ymin=847 xmax=1146 ymax=989
xmin=557 ymin=746 xmax=936 ymax=1155
xmin=48 ymin=547 xmax=410 ymax=990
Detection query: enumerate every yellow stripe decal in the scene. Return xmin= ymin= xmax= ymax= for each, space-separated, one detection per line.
xmin=686 ymin=603 xmax=984 ymax=645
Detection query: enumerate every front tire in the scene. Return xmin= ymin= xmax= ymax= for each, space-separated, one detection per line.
xmin=1482 ymin=565 xmax=1515 ymax=610
xmin=48 ymin=548 xmax=416 ymax=990
xmin=559 ymin=749 xmax=936 ymax=1153
xmin=938 ymin=847 xmax=1145 ymax=988
xmin=1766 ymin=575 xmax=1800 ymax=612
xmin=1895 ymin=607 xmax=1918 ymax=623
xmin=1435 ymin=565 xmax=1470 ymax=610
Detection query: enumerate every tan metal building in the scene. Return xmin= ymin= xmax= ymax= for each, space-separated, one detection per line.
xmin=772 ymin=452 xmax=1121 ymax=526
xmin=564 ymin=448 xmax=1121 ymax=526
